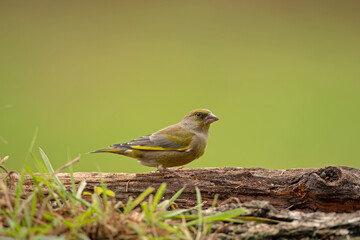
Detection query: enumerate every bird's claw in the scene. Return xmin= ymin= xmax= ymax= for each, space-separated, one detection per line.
xmin=156 ymin=167 xmax=182 ymax=177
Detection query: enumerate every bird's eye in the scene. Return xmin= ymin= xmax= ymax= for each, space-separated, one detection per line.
xmin=196 ymin=112 xmax=202 ymax=117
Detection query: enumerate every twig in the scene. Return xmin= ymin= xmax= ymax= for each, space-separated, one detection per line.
xmin=0 ymin=155 xmax=9 ymax=173
xmin=209 ymin=221 xmax=233 ymax=240
xmin=0 ymin=155 xmax=9 ymax=164
xmin=181 ymin=214 xmax=193 ymax=239
xmin=221 ymin=197 xmax=241 ymax=206
xmin=54 ymin=155 xmax=80 ymax=174
xmin=319 ymin=232 xmax=335 ymax=240
xmin=126 ymin=180 xmax=130 ymax=192
xmin=0 ymin=180 xmax=13 ymax=212
xmin=0 ymin=165 xmax=8 ymax=173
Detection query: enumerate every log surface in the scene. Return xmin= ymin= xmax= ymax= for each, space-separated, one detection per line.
xmin=209 ymin=201 xmax=360 ymax=239
xmin=3 ymin=166 xmax=360 ymax=213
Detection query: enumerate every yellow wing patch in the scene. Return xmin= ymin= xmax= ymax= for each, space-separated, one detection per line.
xmin=131 ymin=145 xmax=190 ymax=151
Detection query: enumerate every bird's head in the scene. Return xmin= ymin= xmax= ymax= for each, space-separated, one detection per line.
xmin=181 ymin=109 xmax=219 ymax=132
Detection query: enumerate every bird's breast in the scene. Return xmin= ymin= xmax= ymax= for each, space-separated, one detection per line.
xmin=188 ymin=134 xmax=208 ymax=159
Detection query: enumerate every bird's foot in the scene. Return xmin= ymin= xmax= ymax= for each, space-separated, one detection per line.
xmin=157 ymin=167 xmax=182 ymax=177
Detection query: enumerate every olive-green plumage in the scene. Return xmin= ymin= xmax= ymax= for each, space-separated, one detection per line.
xmin=90 ymin=109 xmax=219 ymax=170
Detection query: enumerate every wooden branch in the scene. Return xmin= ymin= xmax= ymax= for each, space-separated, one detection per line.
xmin=2 ymin=166 xmax=360 ymax=213
xmin=209 ymin=200 xmax=360 ymax=239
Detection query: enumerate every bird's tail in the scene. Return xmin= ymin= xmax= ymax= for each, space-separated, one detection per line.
xmin=89 ymin=148 xmax=123 ymax=154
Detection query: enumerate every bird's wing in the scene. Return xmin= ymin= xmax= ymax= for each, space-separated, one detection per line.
xmin=110 ymin=125 xmax=193 ymax=151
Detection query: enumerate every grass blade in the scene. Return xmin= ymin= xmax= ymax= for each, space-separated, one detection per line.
xmin=196 ymin=187 xmax=203 ymax=221
xmin=76 ymin=181 xmax=87 ymax=199
xmin=38 ymin=148 xmax=63 ymax=188
xmin=187 ymin=208 xmax=245 ymax=226
xmin=39 ymin=147 xmax=55 ymax=174
xmin=206 ymin=208 xmax=245 ymax=222
xmin=26 ymin=127 xmax=39 ymax=161
xmin=151 ymin=183 xmax=166 ymax=212
xmin=124 ymin=187 xmax=154 ymax=214
xmin=164 ymin=187 xmax=185 ymax=209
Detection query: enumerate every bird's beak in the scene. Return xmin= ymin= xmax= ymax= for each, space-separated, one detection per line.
xmin=205 ymin=113 xmax=219 ymax=125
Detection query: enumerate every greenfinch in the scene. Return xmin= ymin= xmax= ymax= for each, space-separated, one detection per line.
xmin=90 ymin=109 xmax=219 ymax=172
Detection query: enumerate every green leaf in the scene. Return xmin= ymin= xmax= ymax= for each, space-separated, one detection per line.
xmin=124 ymin=187 xmax=154 ymax=214
xmin=187 ymin=208 xmax=245 ymax=226
xmin=196 ymin=187 xmax=203 ymax=228
xmin=160 ymin=209 xmax=193 ymax=218
xmin=25 ymin=127 xmax=38 ymax=162
xmin=141 ymin=202 xmax=150 ymax=222
xmin=164 ymin=187 xmax=185 ymax=209
xmin=31 ymin=190 xmax=37 ymax=222
xmin=211 ymin=194 xmax=219 ymax=210
xmin=157 ymin=221 xmax=176 ymax=232
xmin=39 ymin=147 xmax=55 ymax=173
xmin=239 ymin=216 xmax=282 ymax=224
xmin=151 ymin=183 xmax=166 ymax=212
xmin=206 ymin=208 xmax=245 ymax=222
xmin=43 ymin=213 xmax=54 ymax=221
xmin=38 ymin=148 xmax=63 ymax=189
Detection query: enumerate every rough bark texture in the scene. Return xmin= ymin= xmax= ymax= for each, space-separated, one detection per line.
xmin=208 ymin=201 xmax=360 ymax=239
xmin=3 ymin=166 xmax=360 ymax=213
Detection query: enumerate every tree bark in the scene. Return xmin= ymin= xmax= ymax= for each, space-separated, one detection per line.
xmin=2 ymin=166 xmax=360 ymax=213
xmin=209 ymin=201 xmax=360 ymax=239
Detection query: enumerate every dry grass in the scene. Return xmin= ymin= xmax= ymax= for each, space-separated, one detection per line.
xmin=0 ymin=152 xmax=245 ymax=239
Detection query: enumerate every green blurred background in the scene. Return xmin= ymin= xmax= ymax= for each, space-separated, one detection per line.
xmin=1 ymin=1 xmax=360 ymax=173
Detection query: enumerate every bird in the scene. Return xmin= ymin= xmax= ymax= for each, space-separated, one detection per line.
xmin=90 ymin=109 xmax=219 ymax=173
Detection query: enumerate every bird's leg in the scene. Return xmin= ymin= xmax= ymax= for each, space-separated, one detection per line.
xmin=157 ymin=165 xmax=182 ymax=177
